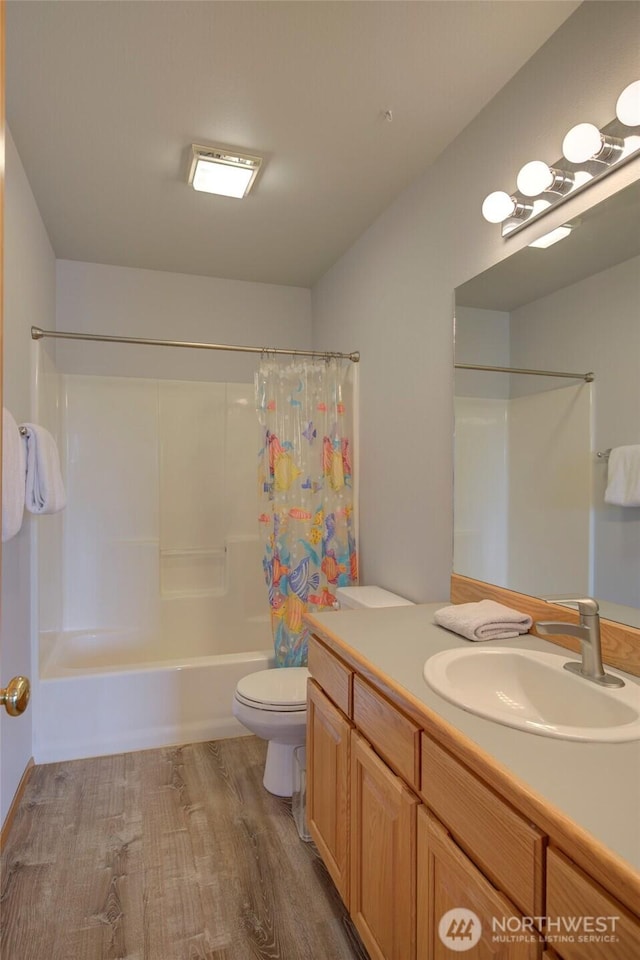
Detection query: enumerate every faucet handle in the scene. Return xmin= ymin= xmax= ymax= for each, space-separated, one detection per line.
xmin=540 ymin=595 xmax=599 ymax=617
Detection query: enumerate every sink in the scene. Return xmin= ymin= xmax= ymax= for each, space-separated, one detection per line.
xmin=423 ymin=647 xmax=640 ymax=742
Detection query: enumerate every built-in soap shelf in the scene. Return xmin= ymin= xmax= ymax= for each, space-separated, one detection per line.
xmin=160 ymin=546 xmax=227 ymax=598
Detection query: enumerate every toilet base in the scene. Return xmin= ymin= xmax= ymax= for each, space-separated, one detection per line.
xmin=263 ymin=740 xmax=298 ymax=797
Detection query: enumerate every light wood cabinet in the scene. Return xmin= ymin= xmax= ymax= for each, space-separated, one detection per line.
xmin=417 ymin=808 xmax=541 ymax=960
xmin=306 ymin=633 xmax=639 ymax=960
xmin=421 ymin=735 xmax=545 ymax=917
xmin=353 ymin=675 xmax=420 ymax=787
xmin=308 ymin=636 xmax=353 ymax=715
xmin=350 ymin=731 xmax=418 ymax=960
xmin=306 ymin=679 xmax=352 ymax=904
xmin=545 ymin=847 xmax=640 ymax=960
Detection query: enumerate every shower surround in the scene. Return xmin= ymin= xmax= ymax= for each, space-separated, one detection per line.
xmin=34 ymin=372 xmax=273 ymax=763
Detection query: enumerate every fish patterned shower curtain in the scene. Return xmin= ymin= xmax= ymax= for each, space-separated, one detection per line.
xmin=256 ymin=357 xmax=358 ymax=666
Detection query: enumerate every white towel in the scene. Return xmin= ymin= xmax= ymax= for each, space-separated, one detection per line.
xmin=2 ymin=408 xmax=26 ymax=541
xmin=604 ymin=445 xmax=640 ymax=507
xmin=20 ymin=423 xmax=66 ymax=515
xmin=434 ymin=600 xmax=533 ymax=642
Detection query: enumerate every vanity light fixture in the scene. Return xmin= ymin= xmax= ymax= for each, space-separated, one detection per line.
xmin=188 ymin=144 xmax=263 ymax=198
xmin=481 ymin=78 xmax=640 ymax=237
xmin=481 ymin=191 xmax=531 ymax=224
xmin=562 ymin=123 xmax=624 ymax=165
xmin=516 ymin=160 xmax=573 ymax=197
xmin=616 ymin=79 xmax=640 ymax=126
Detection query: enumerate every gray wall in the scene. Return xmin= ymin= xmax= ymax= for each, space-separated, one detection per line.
xmin=1 ymin=129 xmax=56 ymax=824
xmin=311 ymin=1 xmax=640 ymax=602
xmin=56 ymin=260 xmax=312 ymax=383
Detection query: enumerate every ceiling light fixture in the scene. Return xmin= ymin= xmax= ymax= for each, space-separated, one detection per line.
xmin=481 ymin=78 xmax=640 ymax=238
xmin=188 ymin=144 xmax=263 ymax=199
xmin=528 ymin=225 xmax=572 ymax=248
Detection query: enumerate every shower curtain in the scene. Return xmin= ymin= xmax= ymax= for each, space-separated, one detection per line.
xmin=256 ymin=357 xmax=358 ymax=666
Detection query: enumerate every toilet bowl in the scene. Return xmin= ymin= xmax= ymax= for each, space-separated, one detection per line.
xmin=232 ymin=667 xmax=310 ymax=796
xmin=233 ymin=586 xmax=414 ymax=797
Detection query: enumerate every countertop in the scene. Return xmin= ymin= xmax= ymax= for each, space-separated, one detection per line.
xmin=305 ymin=602 xmax=640 ymax=878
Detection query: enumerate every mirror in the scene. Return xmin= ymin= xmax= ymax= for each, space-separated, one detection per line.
xmin=454 ymin=179 xmax=640 ymax=628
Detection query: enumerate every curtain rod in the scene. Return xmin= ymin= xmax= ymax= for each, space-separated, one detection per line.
xmin=455 ymin=362 xmax=594 ymax=382
xmin=31 ymin=326 xmax=360 ymax=363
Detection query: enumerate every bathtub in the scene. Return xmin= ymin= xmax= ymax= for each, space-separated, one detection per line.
xmin=36 ymin=623 xmax=274 ymax=764
xmin=35 ymin=533 xmax=276 ymax=763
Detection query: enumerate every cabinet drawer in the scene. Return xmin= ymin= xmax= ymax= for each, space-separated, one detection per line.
xmin=546 ymin=847 xmax=640 ymax=960
xmin=421 ymin=735 xmax=545 ymax=917
xmin=353 ymin=675 xmax=420 ymax=787
xmin=308 ymin=635 xmax=352 ymax=716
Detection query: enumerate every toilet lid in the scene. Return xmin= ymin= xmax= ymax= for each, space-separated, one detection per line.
xmin=236 ymin=667 xmax=310 ymax=708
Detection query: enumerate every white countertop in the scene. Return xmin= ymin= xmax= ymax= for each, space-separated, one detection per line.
xmin=307 ymin=602 xmax=640 ymax=875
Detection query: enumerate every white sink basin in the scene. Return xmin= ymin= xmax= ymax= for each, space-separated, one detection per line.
xmin=423 ymin=647 xmax=640 ymax=742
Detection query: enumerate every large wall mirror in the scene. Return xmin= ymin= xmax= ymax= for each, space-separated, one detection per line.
xmin=454 ymin=179 xmax=640 ymax=629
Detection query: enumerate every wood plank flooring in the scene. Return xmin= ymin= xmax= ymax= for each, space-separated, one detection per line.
xmin=0 ymin=737 xmax=369 ymax=960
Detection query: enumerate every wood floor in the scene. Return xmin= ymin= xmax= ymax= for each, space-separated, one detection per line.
xmin=0 ymin=736 xmax=368 ymax=960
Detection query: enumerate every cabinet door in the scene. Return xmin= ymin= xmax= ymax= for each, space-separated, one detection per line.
xmin=307 ymin=679 xmax=351 ymax=905
xmin=417 ymin=808 xmax=541 ymax=960
xmin=546 ymin=847 xmax=640 ymax=960
xmin=350 ymin=730 xmax=418 ymax=960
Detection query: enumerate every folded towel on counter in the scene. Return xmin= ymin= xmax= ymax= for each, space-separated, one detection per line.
xmin=604 ymin=444 xmax=640 ymax=507
xmin=2 ymin=408 xmax=26 ymax=541
xmin=20 ymin=423 xmax=66 ymax=514
xmin=434 ymin=600 xmax=533 ymax=641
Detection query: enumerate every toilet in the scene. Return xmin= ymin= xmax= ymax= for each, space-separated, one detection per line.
xmin=232 ymin=585 xmax=414 ymax=796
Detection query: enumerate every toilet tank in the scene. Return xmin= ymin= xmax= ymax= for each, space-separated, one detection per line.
xmin=335 ymin=586 xmax=414 ymax=609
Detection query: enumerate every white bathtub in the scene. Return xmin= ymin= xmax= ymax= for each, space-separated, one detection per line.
xmin=35 ymin=533 xmax=276 ymax=763
xmin=36 ymin=626 xmax=274 ymax=764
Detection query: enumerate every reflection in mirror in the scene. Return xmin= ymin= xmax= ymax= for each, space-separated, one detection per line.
xmin=454 ymin=180 xmax=640 ymax=629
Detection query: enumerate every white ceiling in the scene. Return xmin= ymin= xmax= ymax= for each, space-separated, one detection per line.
xmin=6 ymin=1 xmax=579 ymax=288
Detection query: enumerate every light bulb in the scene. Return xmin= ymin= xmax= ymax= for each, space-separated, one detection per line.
xmin=516 ymin=161 xmax=553 ymax=196
xmin=562 ymin=123 xmax=603 ymax=163
xmin=531 ymin=199 xmax=551 ymax=216
xmin=572 ymin=170 xmax=593 ymax=189
xmin=616 ymin=80 xmax=640 ymax=127
xmin=482 ymin=191 xmax=515 ymax=224
xmin=622 ymin=134 xmax=640 ymax=158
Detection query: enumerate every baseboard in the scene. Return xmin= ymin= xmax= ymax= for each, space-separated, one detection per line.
xmin=1 ymin=756 xmax=35 ymax=851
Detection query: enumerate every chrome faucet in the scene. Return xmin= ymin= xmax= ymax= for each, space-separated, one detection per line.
xmin=535 ymin=596 xmax=624 ymax=688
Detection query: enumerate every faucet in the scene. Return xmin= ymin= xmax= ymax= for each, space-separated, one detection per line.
xmin=535 ymin=596 xmax=624 ymax=688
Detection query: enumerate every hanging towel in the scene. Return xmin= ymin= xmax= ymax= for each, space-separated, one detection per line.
xmin=604 ymin=445 xmax=640 ymax=507
xmin=2 ymin=408 xmax=26 ymax=541
xmin=434 ymin=600 xmax=533 ymax=642
xmin=20 ymin=423 xmax=66 ymax=515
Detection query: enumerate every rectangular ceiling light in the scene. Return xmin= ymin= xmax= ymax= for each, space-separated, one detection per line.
xmin=188 ymin=144 xmax=262 ymax=199
xmin=528 ymin=225 xmax=572 ymax=249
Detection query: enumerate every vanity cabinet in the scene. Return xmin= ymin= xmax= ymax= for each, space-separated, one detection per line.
xmin=306 ymin=633 xmax=640 ymax=960
xmin=350 ymin=730 xmax=418 ymax=960
xmin=417 ymin=808 xmax=541 ymax=959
